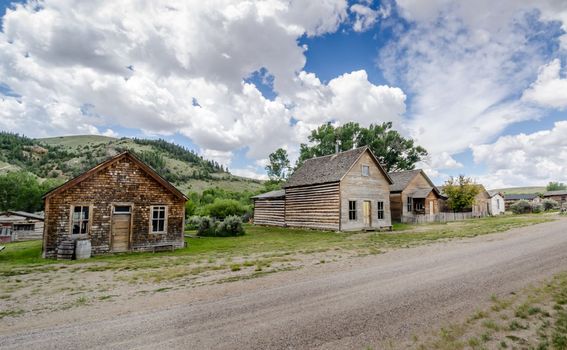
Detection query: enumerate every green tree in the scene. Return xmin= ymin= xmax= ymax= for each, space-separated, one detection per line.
xmin=297 ymin=122 xmax=427 ymax=172
xmin=442 ymin=175 xmax=480 ymax=212
xmin=0 ymin=172 xmax=62 ymax=212
xmin=265 ymin=148 xmax=291 ymax=181
xmin=546 ymin=182 xmax=567 ymax=191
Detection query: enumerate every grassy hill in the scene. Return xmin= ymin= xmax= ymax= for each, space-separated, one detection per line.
xmin=492 ymin=186 xmax=546 ymax=194
xmin=0 ymin=132 xmax=264 ymax=194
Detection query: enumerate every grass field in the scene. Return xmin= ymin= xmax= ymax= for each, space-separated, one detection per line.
xmin=0 ymin=214 xmax=553 ymax=274
xmin=494 ymin=186 xmax=546 ymax=194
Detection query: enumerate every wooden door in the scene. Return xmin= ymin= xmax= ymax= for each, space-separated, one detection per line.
xmin=429 ymin=200 xmax=434 ymax=215
xmin=112 ymin=213 xmax=131 ymax=252
xmin=363 ymin=201 xmax=371 ymax=227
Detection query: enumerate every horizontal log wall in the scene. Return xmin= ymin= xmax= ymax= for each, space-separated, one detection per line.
xmin=285 ymin=183 xmax=340 ymax=231
xmin=254 ymin=198 xmax=285 ymax=227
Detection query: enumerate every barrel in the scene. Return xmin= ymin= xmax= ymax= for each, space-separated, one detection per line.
xmin=75 ymin=239 xmax=92 ymax=260
xmin=57 ymin=240 xmax=75 ymax=260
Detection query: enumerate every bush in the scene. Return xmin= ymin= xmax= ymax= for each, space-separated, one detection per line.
xmin=531 ymin=203 xmax=543 ymax=214
xmin=510 ymin=200 xmax=532 ymax=214
xmin=542 ymin=199 xmax=559 ymax=211
xmin=196 ymin=215 xmax=245 ymax=237
xmin=201 ymin=199 xmax=247 ymax=219
xmin=186 ymin=216 xmax=202 ymax=230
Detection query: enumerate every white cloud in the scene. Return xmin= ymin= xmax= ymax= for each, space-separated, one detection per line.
xmin=0 ymin=0 xmax=406 ymax=171
xmin=472 ymin=121 xmax=567 ymax=187
xmin=350 ymin=3 xmax=389 ymax=32
xmin=378 ymin=0 xmax=567 ymax=180
xmin=522 ymin=59 xmax=567 ymax=109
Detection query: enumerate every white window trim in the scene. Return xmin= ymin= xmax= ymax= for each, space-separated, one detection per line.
xmin=149 ymin=205 xmax=168 ymax=234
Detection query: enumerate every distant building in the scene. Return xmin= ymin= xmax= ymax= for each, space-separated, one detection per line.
xmin=542 ymin=190 xmax=567 ymax=208
xmin=388 ymin=169 xmax=445 ymax=223
xmin=487 ymin=191 xmax=505 ymax=215
xmin=42 ymin=152 xmax=186 ymax=258
xmin=0 ymin=211 xmax=44 ymax=243
xmin=253 ymin=147 xmax=393 ymax=231
xmin=503 ymin=194 xmax=541 ymax=210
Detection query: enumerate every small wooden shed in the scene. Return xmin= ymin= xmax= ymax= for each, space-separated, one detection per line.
xmin=251 ymin=190 xmax=286 ymax=226
xmin=42 ymin=151 xmax=187 ymax=258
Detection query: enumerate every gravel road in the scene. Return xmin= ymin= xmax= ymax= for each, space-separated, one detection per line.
xmin=2 ymin=217 xmax=567 ymax=349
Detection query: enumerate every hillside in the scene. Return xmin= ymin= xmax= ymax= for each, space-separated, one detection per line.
xmin=0 ymin=132 xmax=264 ymax=194
xmin=492 ymin=186 xmax=546 ymax=195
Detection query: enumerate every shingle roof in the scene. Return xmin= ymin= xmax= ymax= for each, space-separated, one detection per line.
xmin=283 ymin=146 xmax=392 ymax=188
xmin=388 ymin=169 xmax=423 ymax=192
xmin=408 ymin=188 xmax=435 ymax=199
xmin=251 ymin=189 xmax=285 ymax=199
xmin=544 ymin=190 xmax=567 ymax=196
xmin=504 ymin=194 xmax=538 ymax=201
xmin=487 ymin=191 xmax=503 ymax=198
xmin=0 ymin=211 xmax=44 ymax=221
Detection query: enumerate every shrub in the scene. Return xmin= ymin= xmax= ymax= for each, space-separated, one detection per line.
xmin=216 ymin=215 xmax=245 ymax=237
xmin=196 ymin=215 xmax=245 ymax=237
xmin=197 ymin=216 xmax=216 ymax=236
xmin=202 ymin=199 xmax=246 ymax=219
xmin=542 ymin=199 xmax=559 ymax=211
xmin=510 ymin=200 xmax=532 ymax=214
xmin=186 ymin=216 xmax=202 ymax=230
xmin=531 ymin=203 xmax=543 ymax=213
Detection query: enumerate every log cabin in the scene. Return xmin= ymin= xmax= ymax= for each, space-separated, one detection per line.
xmin=253 ymin=146 xmax=393 ymax=231
xmin=388 ymin=169 xmax=444 ymax=222
xmin=542 ymin=190 xmax=567 ymax=208
xmin=42 ymin=151 xmax=186 ymax=258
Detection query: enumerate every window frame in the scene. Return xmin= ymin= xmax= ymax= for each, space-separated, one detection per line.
xmin=348 ymin=200 xmax=357 ymax=221
xmin=377 ymin=201 xmax=384 ymax=220
xmin=361 ymin=164 xmax=370 ymax=177
xmin=70 ymin=204 xmax=92 ymax=236
xmin=406 ymin=197 xmax=413 ymax=213
xmin=13 ymin=223 xmax=35 ymax=231
xmin=149 ymin=205 xmax=168 ymax=234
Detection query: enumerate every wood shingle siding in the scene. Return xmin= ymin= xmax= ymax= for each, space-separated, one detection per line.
xmin=42 ymin=152 xmax=186 ymax=258
xmin=285 ymin=182 xmax=340 ymax=230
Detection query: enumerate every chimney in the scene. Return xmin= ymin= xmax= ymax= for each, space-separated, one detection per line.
xmin=335 ymin=140 xmax=341 ymax=154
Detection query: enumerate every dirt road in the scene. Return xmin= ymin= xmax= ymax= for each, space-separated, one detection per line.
xmin=2 ymin=217 xmax=566 ymax=349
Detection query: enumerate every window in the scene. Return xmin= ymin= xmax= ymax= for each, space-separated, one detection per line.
xmin=348 ymin=201 xmax=357 ymax=220
xmin=377 ymin=201 xmax=384 ymax=220
xmin=496 ymin=199 xmax=500 ymax=209
xmin=114 ymin=205 xmax=131 ymax=214
xmin=13 ymin=224 xmax=35 ymax=231
xmin=72 ymin=206 xmax=90 ymax=235
xmin=361 ymin=165 xmax=370 ymax=177
xmin=151 ymin=206 xmax=167 ymax=233
xmin=407 ymin=197 xmax=413 ymax=213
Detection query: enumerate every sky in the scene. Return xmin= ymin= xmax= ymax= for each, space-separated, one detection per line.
xmin=0 ymin=0 xmax=566 ymax=189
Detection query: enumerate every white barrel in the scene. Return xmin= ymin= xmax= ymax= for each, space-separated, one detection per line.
xmin=75 ymin=240 xmax=92 ymax=259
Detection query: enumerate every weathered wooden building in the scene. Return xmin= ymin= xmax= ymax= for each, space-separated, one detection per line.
xmin=42 ymin=152 xmax=186 ymax=258
xmin=251 ymin=190 xmax=286 ymax=227
xmin=388 ymin=169 xmax=444 ymax=222
xmin=0 ymin=211 xmax=44 ymax=243
xmin=503 ymin=194 xmax=540 ymax=210
xmin=472 ymin=185 xmax=491 ymax=217
xmin=542 ymin=190 xmax=567 ymax=208
xmin=253 ymin=147 xmax=393 ymax=231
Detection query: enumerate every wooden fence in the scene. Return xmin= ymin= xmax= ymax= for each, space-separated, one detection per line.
xmin=402 ymin=211 xmax=486 ymax=224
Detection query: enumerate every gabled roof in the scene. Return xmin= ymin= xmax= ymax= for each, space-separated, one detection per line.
xmin=487 ymin=190 xmax=504 ymax=198
xmin=389 ymin=169 xmax=441 ymax=197
xmin=251 ymin=189 xmax=285 ymax=199
xmin=0 ymin=211 xmax=44 ymax=221
xmin=43 ymin=152 xmax=187 ymax=201
xmin=408 ymin=188 xmax=436 ymax=199
xmin=283 ymin=146 xmax=393 ymax=188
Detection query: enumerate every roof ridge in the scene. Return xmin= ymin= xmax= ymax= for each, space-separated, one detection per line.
xmin=303 ymin=145 xmax=368 ymax=162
